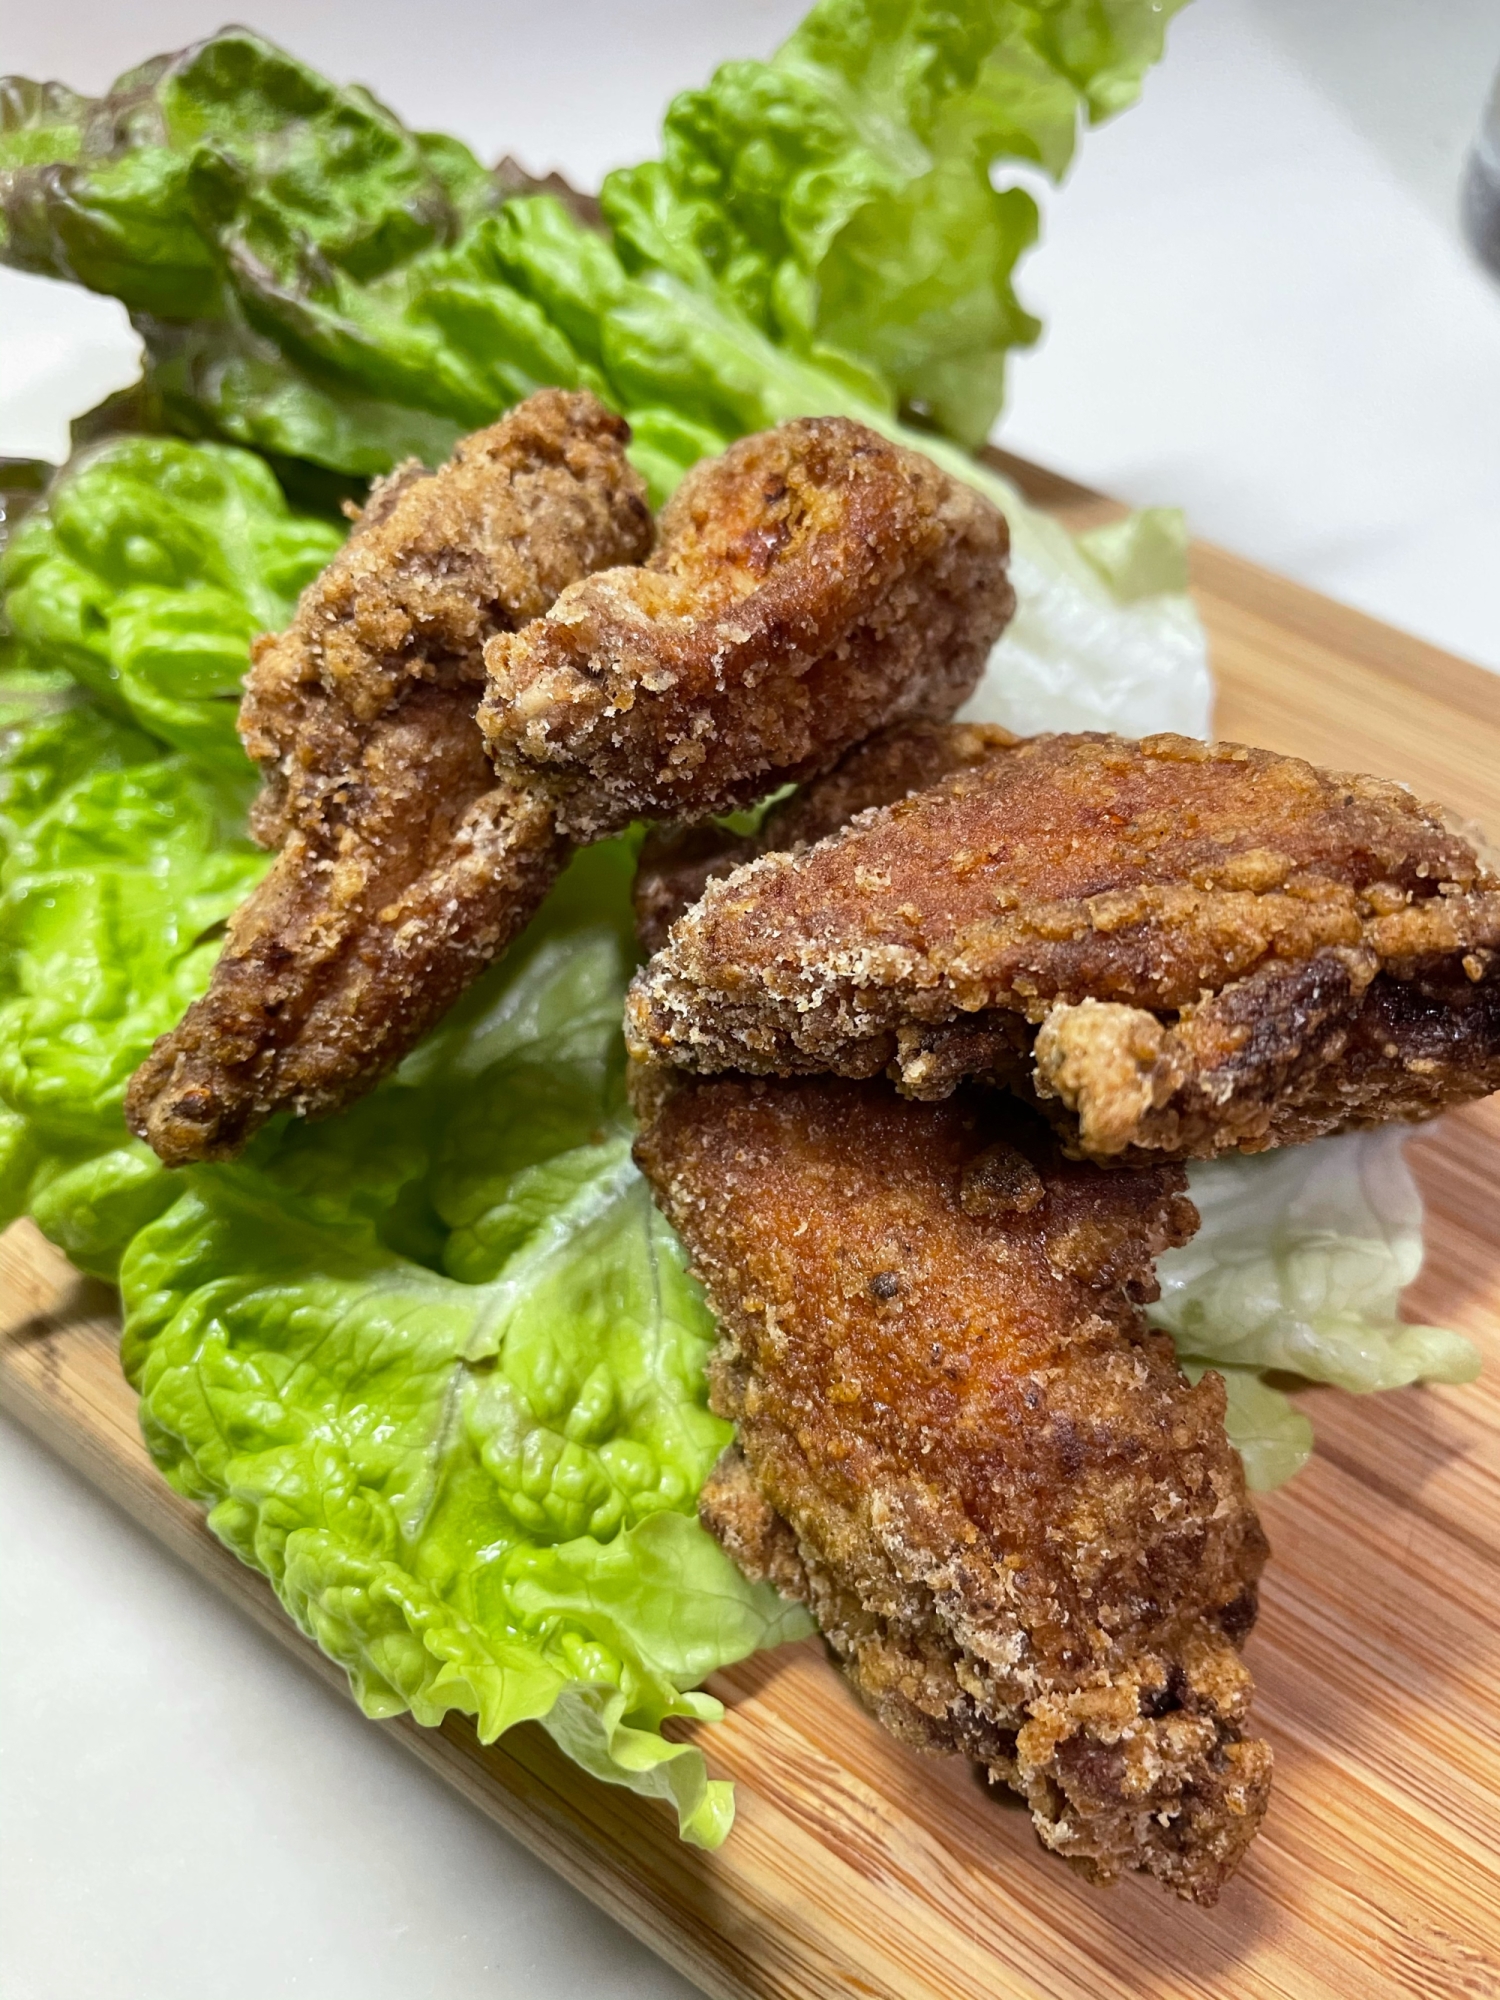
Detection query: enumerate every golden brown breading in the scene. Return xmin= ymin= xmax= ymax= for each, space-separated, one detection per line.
xmin=632 ymin=721 xmax=1008 ymax=955
xmin=632 ymin=821 xmax=763 ymax=963
xmin=627 ymin=730 xmax=1500 ymax=1161
xmin=129 ymin=408 xmax=1014 ymax=1167
xmin=481 ymin=418 xmax=1014 ymax=839
xmin=632 ymin=1067 xmax=1272 ymax=1903
xmin=126 ymin=390 xmax=651 ymax=1164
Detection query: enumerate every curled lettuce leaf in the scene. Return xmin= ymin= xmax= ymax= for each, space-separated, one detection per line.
xmin=1 ymin=436 xmax=342 ymax=781
xmin=120 ymin=842 xmax=811 ymax=1842
xmin=1151 ymin=1130 xmax=1480 ymax=1490
xmin=0 ymin=37 xmax=496 ymax=319
xmin=1153 ymin=1130 xmax=1480 ymax=1394
xmin=604 ymin=0 xmax=1189 ymax=447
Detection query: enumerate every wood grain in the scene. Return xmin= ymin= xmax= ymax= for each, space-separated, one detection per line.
xmin=3 ymin=496 xmax=1498 ymax=2000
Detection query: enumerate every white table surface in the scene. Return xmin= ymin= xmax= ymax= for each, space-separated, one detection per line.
xmin=3 ymin=5 xmax=1499 ymax=1997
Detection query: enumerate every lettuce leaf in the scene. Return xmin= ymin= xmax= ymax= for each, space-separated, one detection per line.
xmin=0 ymin=433 xmax=339 ymax=1271
xmin=1 ymin=12 xmax=1187 ymax=470
xmin=0 ymin=40 xmax=496 ymax=318
xmin=1153 ymin=1130 xmax=1480 ymax=1395
xmin=119 ymin=841 xmax=811 ymax=1842
xmin=0 ymin=695 xmax=268 ymax=1273
xmin=604 ymin=0 xmax=1189 ymax=448
xmin=1 ymin=436 xmax=342 ymax=783
xmin=1180 ymin=1361 xmax=1314 ymax=1494
xmin=959 ymin=481 xmax=1211 ymax=737
xmin=1153 ymin=1130 xmax=1480 ymax=1490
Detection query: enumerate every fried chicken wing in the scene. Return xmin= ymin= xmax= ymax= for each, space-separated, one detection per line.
xmin=632 ymin=1067 xmax=1272 ymax=1902
xmin=632 ymin=719 xmax=1006 ymax=954
xmin=627 ymin=729 xmax=1500 ymax=1161
xmin=127 ymin=390 xmax=651 ymax=1165
xmin=129 ymin=409 xmax=1013 ymax=1165
xmin=480 ymin=417 xmax=1013 ymax=838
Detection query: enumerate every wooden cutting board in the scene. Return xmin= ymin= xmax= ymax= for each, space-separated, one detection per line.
xmin=3 ymin=464 xmax=1498 ymax=2000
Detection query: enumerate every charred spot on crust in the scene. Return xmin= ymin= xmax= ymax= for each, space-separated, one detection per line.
xmin=1215 ymin=1586 xmax=1260 ymax=1646
xmin=1140 ymin=1662 xmax=1189 ymax=1718
xmin=961 ymin=1138 xmax=1045 ymax=1216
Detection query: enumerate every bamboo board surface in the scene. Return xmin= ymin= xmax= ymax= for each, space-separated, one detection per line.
xmin=3 ymin=473 xmax=1499 ymax=2000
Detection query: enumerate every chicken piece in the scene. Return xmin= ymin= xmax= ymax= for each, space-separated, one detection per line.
xmin=632 ymin=720 xmax=1007 ymax=955
xmin=130 ymin=410 xmax=1014 ymax=1166
xmin=127 ymin=390 xmax=651 ymax=1165
xmin=628 ymin=729 xmax=1500 ymax=1162
xmin=480 ymin=416 xmax=1013 ymax=838
xmin=632 ymin=1066 xmax=1272 ymax=1902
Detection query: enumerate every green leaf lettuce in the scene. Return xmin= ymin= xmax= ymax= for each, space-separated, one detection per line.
xmin=0 ymin=434 xmax=343 ymax=1272
xmin=119 ymin=842 xmax=812 ymax=1842
xmin=2 ymin=436 xmax=342 ymax=783
xmin=1 ymin=8 xmax=1189 ymax=471
xmin=0 ymin=694 xmax=268 ymax=1273
xmin=604 ymin=0 xmax=1189 ymax=447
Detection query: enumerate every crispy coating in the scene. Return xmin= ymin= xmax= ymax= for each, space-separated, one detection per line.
xmin=633 ymin=1069 xmax=1272 ymax=1902
xmin=627 ymin=730 xmax=1500 ymax=1161
xmin=127 ymin=390 xmax=651 ymax=1164
xmin=128 ymin=407 xmax=1014 ymax=1166
xmin=480 ymin=417 xmax=1014 ymax=839
xmin=632 ymin=821 xmax=764 ymax=963
xmin=633 ymin=720 xmax=1007 ymax=954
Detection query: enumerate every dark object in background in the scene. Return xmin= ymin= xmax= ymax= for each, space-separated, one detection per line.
xmin=1461 ymin=66 xmax=1500 ymax=281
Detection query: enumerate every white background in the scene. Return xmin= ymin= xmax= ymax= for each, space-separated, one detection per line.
xmin=2 ymin=4 xmax=1499 ymax=1997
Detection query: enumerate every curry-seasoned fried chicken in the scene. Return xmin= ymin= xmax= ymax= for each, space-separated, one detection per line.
xmin=127 ymin=390 xmax=651 ymax=1165
xmin=481 ymin=416 xmax=1013 ymax=838
xmin=128 ymin=408 xmax=1014 ymax=1166
xmin=633 ymin=1067 xmax=1272 ymax=1902
xmin=627 ymin=729 xmax=1500 ymax=1162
